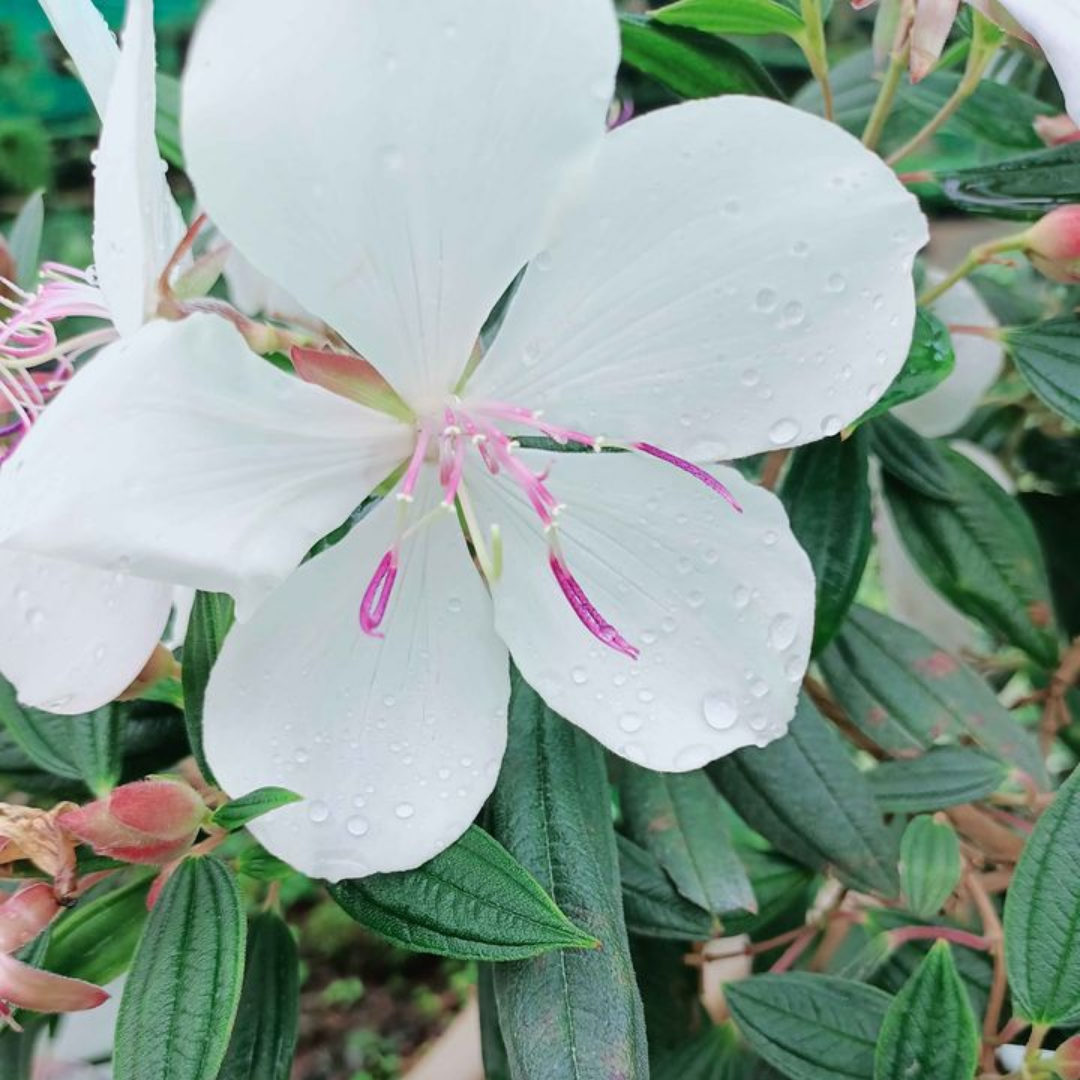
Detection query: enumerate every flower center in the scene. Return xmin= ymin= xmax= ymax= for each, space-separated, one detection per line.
xmin=358 ymin=398 xmax=743 ymax=662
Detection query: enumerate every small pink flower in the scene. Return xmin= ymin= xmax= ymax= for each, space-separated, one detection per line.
xmin=0 ymin=884 xmax=108 ymax=1023
xmin=59 ymin=779 xmax=207 ymax=866
xmin=1024 ymin=206 xmax=1080 ymax=283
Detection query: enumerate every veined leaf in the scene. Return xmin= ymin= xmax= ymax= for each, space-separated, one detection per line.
xmin=1005 ymin=319 xmax=1080 ymax=426
xmin=211 ymin=787 xmax=302 ymax=832
xmin=652 ymin=0 xmax=806 ymax=38
xmin=617 ymin=835 xmax=715 ymax=941
xmin=867 ymin=747 xmax=1009 ymax=813
xmin=489 ymin=674 xmax=648 ymax=1080
xmin=114 ymin=856 xmax=246 ymax=1080
xmin=330 ymin=825 xmax=597 ymax=961
xmin=869 ymin=415 xmax=954 ymax=502
xmin=181 ymin=592 xmax=234 ymax=786
xmin=900 ymin=816 xmax=962 ymax=919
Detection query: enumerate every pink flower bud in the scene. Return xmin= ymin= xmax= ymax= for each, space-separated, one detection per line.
xmin=1035 ymin=114 xmax=1080 ymax=147
xmin=0 ymin=884 xmax=59 ymax=955
xmin=1025 ymin=207 xmax=1080 ymax=283
xmin=0 ymin=952 xmax=108 ymax=1015
xmin=59 ymin=779 xmax=206 ymax=865
xmin=1055 ymin=1035 xmax=1080 ymax=1080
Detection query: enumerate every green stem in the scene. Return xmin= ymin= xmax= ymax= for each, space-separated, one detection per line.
xmin=918 ymin=231 xmax=1030 ymax=307
xmin=863 ymin=1 xmax=914 ymax=151
xmin=885 ymin=12 xmax=1005 ymax=167
xmin=798 ymin=0 xmax=833 ymax=122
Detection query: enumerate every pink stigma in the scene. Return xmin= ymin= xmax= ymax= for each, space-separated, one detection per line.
xmin=359 ymin=549 xmax=399 ymax=638
xmin=634 ymin=443 xmax=742 ymax=513
xmin=549 ymin=553 xmax=639 ymax=660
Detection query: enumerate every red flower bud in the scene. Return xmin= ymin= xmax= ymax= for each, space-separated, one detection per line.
xmin=1055 ymin=1035 xmax=1080 ymax=1080
xmin=0 ymin=884 xmax=59 ymax=955
xmin=59 ymin=779 xmax=206 ymax=865
xmin=1025 ymin=206 xmax=1080 ymax=283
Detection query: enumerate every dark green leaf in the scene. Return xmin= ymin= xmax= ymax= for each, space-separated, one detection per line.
xmin=721 ymin=849 xmax=815 ymax=939
xmin=489 ymin=674 xmax=648 ymax=1080
xmin=781 ymin=429 xmax=872 ymax=652
xmin=1006 ymin=318 xmax=1080 ymax=426
xmin=710 ymin=694 xmax=901 ymax=897
xmin=900 ymin=816 xmax=962 ymax=919
xmin=115 ymin=856 xmax=246 ymax=1080
xmin=882 ymin=447 xmax=1060 ymax=668
xmin=726 ymin=974 xmax=891 ymax=1080
xmin=46 ymin=873 xmax=152 ymax=987
xmin=859 ymin=311 xmax=956 ymax=425
xmin=619 ymin=15 xmax=784 ymax=101
xmin=330 ymin=825 xmax=597 ymax=961
xmin=874 ymin=943 xmax=978 ymax=1080
xmin=1005 ymin=764 xmax=1080 ymax=1025
xmin=619 ymin=765 xmax=753 ymax=917
xmin=652 ymin=0 xmax=806 ymax=37
xmin=478 ymin=966 xmax=512 ymax=1080
xmin=869 ymin=415 xmax=954 ymax=501
xmin=820 ymin=607 xmax=1045 ymax=782
xmin=654 ymin=1023 xmax=780 ymax=1080
xmin=0 ymin=677 xmax=122 ymax=794
xmin=211 ymin=788 xmax=302 ymax=832
xmin=181 ymin=592 xmax=234 ymax=786
xmin=867 ymin=747 xmax=1009 ymax=813
xmin=217 ymin=913 xmax=299 ymax=1080
xmin=618 ymin=835 xmax=715 ymax=941
xmin=940 ymin=142 xmax=1080 ymax=220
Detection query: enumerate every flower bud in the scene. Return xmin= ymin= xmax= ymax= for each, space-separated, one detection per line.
xmin=1055 ymin=1035 xmax=1080 ymax=1080
xmin=1035 ymin=114 xmax=1080 ymax=148
xmin=59 ymin=778 xmax=206 ymax=865
xmin=1025 ymin=207 xmax=1080 ymax=284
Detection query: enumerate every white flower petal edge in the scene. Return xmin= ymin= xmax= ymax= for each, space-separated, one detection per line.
xmin=469 ymin=96 xmax=929 ymax=462
xmin=0 ymin=550 xmax=171 ymax=714
xmin=92 ymin=0 xmax=185 ymax=336
xmin=37 ymin=0 xmax=118 ymax=117
xmin=181 ymin=0 xmax=619 ymax=410
xmin=894 ymin=274 xmax=1003 ymax=437
xmin=0 ymin=315 xmax=412 ymax=620
xmin=995 ymin=0 xmax=1080 ymax=124
xmin=467 ymin=452 xmax=815 ymax=771
xmin=203 ymin=475 xmax=509 ymax=881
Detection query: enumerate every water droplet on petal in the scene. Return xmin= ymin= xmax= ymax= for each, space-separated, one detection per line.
xmin=827 ymin=273 xmax=847 ymax=293
xmin=619 ymin=713 xmax=644 ymax=733
xmin=703 ymin=693 xmax=739 ymax=730
xmin=754 ymin=288 xmax=779 ymax=314
xmin=308 ymin=801 xmax=330 ymax=824
xmin=768 ymin=615 xmax=798 ymax=651
xmin=821 ymin=414 xmax=843 ymax=436
xmin=395 ymin=803 xmax=415 ymax=820
xmin=571 ymin=667 xmax=588 ymax=686
xmin=347 ymin=816 xmax=370 ymax=837
xmin=769 ymin=418 xmax=801 ymax=445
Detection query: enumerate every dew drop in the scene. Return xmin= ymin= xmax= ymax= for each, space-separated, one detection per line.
xmin=93 ymin=644 xmax=108 ymax=662
xmin=762 ymin=530 xmax=778 ymax=547
xmin=571 ymin=667 xmax=588 ymax=686
xmin=827 ymin=273 xmax=847 ymax=294
xmin=782 ymin=301 xmax=806 ymax=327
xmin=740 ymin=368 xmax=761 ymax=388
xmin=687 ymin=591 xmax=705 ymax=610
xmin=308 ymin=801 xmax=330 ymax=824
xmin=294 ymin=748 xmax=310 ymax=765
xmin=792 ymin=240 xmax=810 ymax=257
xmin=754 ymin=288 xmax=779 ymax=314
xmin=784 ymin=654 xmax=805 ymax=683
xmin=732 ymin=585 xmax=751 ymax=610
xmin=24 ymin=608 xmax=44 ymax=629
xmin=395 ymin=803 xmax=415 ymax=820
xmin=749 ymin=678 xmax=770 ymax=699
xmin=619 ymin=712 xmax=644 ymax=733
xmin=347 ymin=816 xmax=370 ymax=837
xmin=437 ymin=768 xmax=452 ymax=781
xmin=821 ymin=414 xmax=843 ymax=436
xmin=703 ymin=693 xmax=739 ymax=730
xmin=621 ymin=743 xmax=648 ymax=765
xmin=769 ymin=418 xmax=800 ymax=445
xmin=768 ymin=615 xmax=798 ymax=651
xmin=637 ymin=689 xmax=655 ymax=704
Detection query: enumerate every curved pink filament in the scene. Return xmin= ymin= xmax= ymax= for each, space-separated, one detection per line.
xmin=635 ymin=443 xmax=742 ymax=513
xmin=359 ymin=549 xmax=398 ymax=638
xmin=549 ymin=553 xmax=639 ymax=660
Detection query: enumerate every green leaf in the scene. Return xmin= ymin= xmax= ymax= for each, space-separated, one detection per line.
xmin=619 ymin=15 xmax=783 ymax=100
xmin=217 ymin=913 xmax=299 ymax=1080
xmin=114 ymin=856 xmax=246 ymax=1080
xmin=652 ymin=0 xmax=806 ymax=37
xmin=710 ymin=694 xmax=901 ymax=897
xmin=45 ymin=874 xmax=152 ymax=987
xmin=882 ymin=447 xmax=1060 ymax=668
xmin=211 ymin=787 xmax=301 ymax=832
xmin=155 ymin=72 xmax=184 ymax=169
xmin=859 ymin=311 xmax=956 ymax=425
xmin=7 ymin=189 xmax=44 ymax=289
xmin=653 ymin=1023 xmax=776 ymax=1080
xmin=726 ymin=974 xmax=892 ymax=1080
xmin=618 ymin=765 xmax=753 ymax=917
xmin=1005 ymin=764 xmax=1080 ymax=1025
xmin=820 ymin=607 xmax=1046 ymax=782
xmin=617 ymin=835 xmax=715 ymax=941
xmin=478 ymin=966 xmax=512 ymax=1080
xmin=867 ymin=747 xmax=1009 ymax=813
xmin=181 ymin=592 xmax=234 ymax=786
xmin=939 ymin=142 xmax=1080 ymax=220
xmin=0 ymin=677 xmax=123 ymax=794
xmin=489 ymin=673 xmax=648 ymax=1080
xmin=874 ymin=943 xmax=979 ymax=1080
xmin=330 ymin=825 xmax=597 ymax=961
xmin=234 ymin=844 xmax=294 ymax=883
xmin=900 ymin=816 xmax=962 ymax=919
xmin=1005 ymin=318 xmax=1080 ymax=426
xmin=869 ymin=415 xmax=954 ymax=501
xmin=721 ymin=848 xmax=816 ymax=939
xmin=781 ymin=429 xmax=872 ymax=652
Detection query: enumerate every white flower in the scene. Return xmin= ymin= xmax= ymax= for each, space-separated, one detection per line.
xmin=0 ymin=0 xmax=927 ymax=879
xmin=0 ymin=0 xmax=184 ymax=714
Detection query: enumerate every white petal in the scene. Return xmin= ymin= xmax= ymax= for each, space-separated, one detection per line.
xmin=0 ymin=316 xmax=412 ymax=619
xmin=182 ymin=0 xmax=619 ymax=411
xmin=894 ymin=275 xmax=1003 ymax=437
xmin=466 ymin=451 xmax=815 ymax=771
xmin=995 ymin=0 xmax=1080 ymax=123
xmin=0 ymin=550 xmax=170 ymax=714
xmin=467 ymin=97 xmax=928 ymax=462
xmin=222 ymin=249 xmax=312 ymax=324
xmin=93 ymin=0 xmax=186 ymax=335
xmin=203 ymin=474 xmax=509 ymax=881
xmin=38 ymin=0 xmax=118 ymax=118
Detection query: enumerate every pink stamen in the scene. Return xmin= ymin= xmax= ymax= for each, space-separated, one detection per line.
xmin=634 ymin=443 xmax=743 ymax=513
xmin=359 ymin=549 xmax=398 ymax=638
xmin=400 ymin=422 xmax=432 ymax=501
xmin=549 ymin=552 xmax=639 ymax=660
